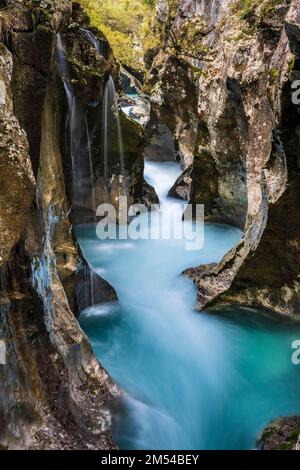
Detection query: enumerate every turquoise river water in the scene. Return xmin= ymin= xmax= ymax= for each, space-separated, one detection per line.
xmin=76 ymin=161 xmax=300 ymax=450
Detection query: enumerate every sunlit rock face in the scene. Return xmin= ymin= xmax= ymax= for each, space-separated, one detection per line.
xmin=148 ymin=0 xmax=248 ymax=228
xmin=148 ymin=0 xmax=300 ymax=319
xmin=0 ymin=42 xmax=35 ymax=267
xmin=0 ymin=0 xmax=119 ymax=450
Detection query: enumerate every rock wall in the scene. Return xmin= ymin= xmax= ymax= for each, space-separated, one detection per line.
xmin=148 ymin=0 xmax=249 ymax=228
xmin=258 ymin=416 xmax=300 ymax=450
xmin=148 ymin=0 xmax=300 ymax=319
xmin=148 ymin=0 xmax=300 ymax=450
xmin=0 ymin=0 xmax=120 ymax=449
xmin=0 ymin=40 xmax=34 ymax=267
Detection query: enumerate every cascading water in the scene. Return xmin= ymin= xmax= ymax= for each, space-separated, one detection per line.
xmin=56 ymin=34 xmax=76 ymax=191
xmin=58 ymin=24 xmax=300 ymax=451
xmin=57 ymin=33 xmax=99 ymax=305
xmin=80 ymin=27 xmax=108 ymax=57
xmin=102 ymin=76 xmax=125 ymax=191
xmin=80 ymin=27 xmax=101 ymax=53
xmin=56 ymin=34 xmax=96 ymax=223
xmin=57 ymin=32 xmax=127 ymax=307
xmin=76 ymin=159 xmax=300 ymax=450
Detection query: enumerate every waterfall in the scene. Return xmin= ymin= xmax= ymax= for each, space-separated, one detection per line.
xmin=56 ymin=33 xmax=126 ymax=308
xmin=85 ymin=117 xmax=97 ymax=221
xmin=56 ymin=33 xmax=77 ymax=193
xmin=102 ymin=76 xmax=125 ymax=190
xmin=80 ymin=27 xmax=101 ymax=53
xmin=80 ymin=28 xmax=108 ymax=58
xmin=57 ymin=33 xmax=98 ymax=307
xmin=56 ymin=34 xmax=73 ymax=99
xmin=56 ymin=33 xmax=97 ymax=223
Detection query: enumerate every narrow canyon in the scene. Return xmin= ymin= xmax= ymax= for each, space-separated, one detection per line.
xmin=0 ymin=0 xmax=300 ymax=451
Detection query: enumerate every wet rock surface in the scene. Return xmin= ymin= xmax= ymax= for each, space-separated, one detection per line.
xmin=149 ymin=0 xmax=300 ymax=449
xmin=258 ymin=416 xmax=300 ymax=450
xmin=76 ymin=255 xmax=118 ymax=313
xmin=143 ymin=110 xmax=176 ymax=162
xmin=0 ymin=42 xmax=35 ymax=267
xmin=0 ymin=0 xmax=119 ymax=450
xmin=2 ymin=0 xmax=300 ymax=452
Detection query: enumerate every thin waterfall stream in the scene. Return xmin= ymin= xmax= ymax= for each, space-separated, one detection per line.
xmin=102 ymin=76 xmax=125 ymax=190
xmin=57 ymin=32 xmax=126 ymax=307
xmin=57 ymin=33 xmax=97 ymax=222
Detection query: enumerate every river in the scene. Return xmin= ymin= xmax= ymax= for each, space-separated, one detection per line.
xmin=76 ymin=159 xmax=300 ymax=450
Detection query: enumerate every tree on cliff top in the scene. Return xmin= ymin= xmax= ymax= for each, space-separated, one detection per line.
xmin=79 ymin=0 xmax=159 ymax=71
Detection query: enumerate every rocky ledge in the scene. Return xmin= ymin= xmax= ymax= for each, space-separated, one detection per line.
xmin=258 ymin=416 xmax=300 ymax=450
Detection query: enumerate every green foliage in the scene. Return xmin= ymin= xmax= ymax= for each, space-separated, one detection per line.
xmin=260 ymin=0 xmax=287 ymax=17
xmin=167 ymin=16 xmax=208 ymax=57
xmin=235 ymin=0 xmax=258 ymax=20
xmin=232 ymin=0 xmax=288 ymax=22
xmin=269 ymin=67 xmax=280 ymax=82
xmin=287 ymin=57 xmax=295 ymax=74
xmin=278 ymin=429 xmax=300 ymax=450
xmin=79 ymin=0 xmax=159 ymax=70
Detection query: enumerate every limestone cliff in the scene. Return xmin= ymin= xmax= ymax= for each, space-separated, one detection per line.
xmin=0 ymin=0 xmax=121 ymax=449
xmin=147 ymin=0 xmax=300 ymax=319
